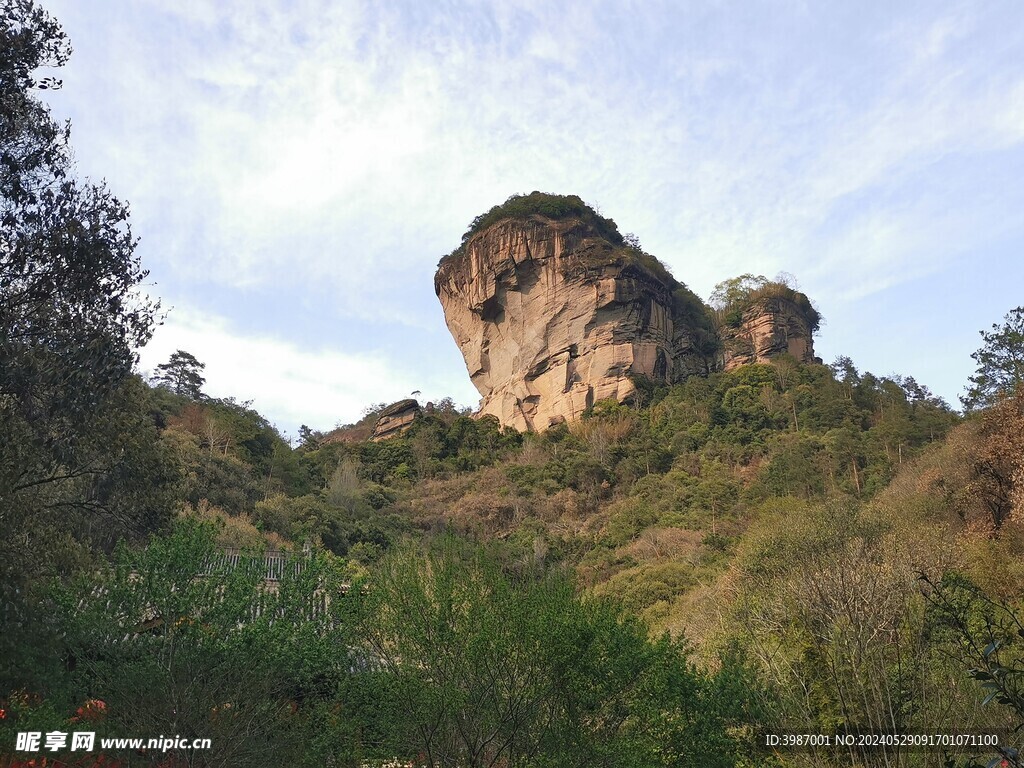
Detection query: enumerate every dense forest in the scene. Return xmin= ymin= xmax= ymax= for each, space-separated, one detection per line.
xmin=4 ymin=3 xmax=1024 ymax=767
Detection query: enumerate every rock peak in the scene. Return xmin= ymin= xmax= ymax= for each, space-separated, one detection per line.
xmin=371 ymin=399 xmax=421 ymax=441
xmin=719 ymin=294 xmax=820 ymax=371
xmin=436 ymin=197 xmax=715 ymax=431
xmin=435 ymin=195 xmax=819 ymax=431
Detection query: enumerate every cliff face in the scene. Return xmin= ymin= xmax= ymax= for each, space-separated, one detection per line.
xmin=720 ymin=297 xmax=818 ymax=371
xmin=371 ymin=399 xmax=421 ymax=441
xmin=435 ymin=215 xmax=709 ymax=432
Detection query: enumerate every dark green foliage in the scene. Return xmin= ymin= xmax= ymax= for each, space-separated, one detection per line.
xmin=293 ymin=438 xmax=349 ymax=488
xmin=620 ymin=247 xmax=680 ymax=290
xmin=363 ymin=538 xmax=757 ymax=767
xmin=1 ymin=2 xmax=182 ymax=699
xmin=922 ymin=573 xmax=1024 ymax=719
xmin=673 ymin=285 xmax=721 ymax=363
xmin=0 ymin=1 xmax=158 ymax=443
xmin=152 ymin=348 xmax=206 ymax=399
xmin=3 ymin=522 xmax=757 ymax=767
xmin=449 ymin=358 xmax=960 ymax=583
xmin=358 ymin=438 xmax=415 ymax=483
xmin=179 ymin=440 xmax=264 ymax=514
xmin=297 ymin=423 xmax=322 ymax=449
xmin=451 ymin=191 xmax=625 ymax=252
xmin=325 ymin=410 xmax=524 ymax=485
xmin=35 ymin=520 xmax=364 ymax=767
xmin=918 ymin=574 xmax=1024 ymax=766
xmin=559 ymin=359 xmax=956 ymax=505
xmin=758 ymin=432 xmax=828 ymax=498
xmin=151 ymin=388 xmax=316 ymax=511
xmin=962 ymin=306 xmax=1024 ymax=412
xmin=0 ymin=0 xmax=164 ymax=525
xmin=254 ymin=491 xmax=409 ymax=559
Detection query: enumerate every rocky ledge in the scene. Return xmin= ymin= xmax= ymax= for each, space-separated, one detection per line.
xmin=371 ymin=399 xmax=421 ymax=441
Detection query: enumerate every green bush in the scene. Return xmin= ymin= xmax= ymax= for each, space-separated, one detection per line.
xmin=449 ymin=191 xmax=625 ymax=252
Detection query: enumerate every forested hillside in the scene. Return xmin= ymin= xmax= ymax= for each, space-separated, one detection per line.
xmin=7 ymin=327 xmax=1024 ymax=766
xmin=4 ymin=3 xmax=1024 ymax=767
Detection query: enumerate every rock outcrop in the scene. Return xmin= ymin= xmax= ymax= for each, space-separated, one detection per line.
xmin=435 ymin=208 xmax=713 ymax=432
xmin=435 ymin=193 xmax=822 ymax=432
xmin=371 ymin=399 xmax=421 ymax=441
xmin=720 ymin=296 xmax=819 ymax=371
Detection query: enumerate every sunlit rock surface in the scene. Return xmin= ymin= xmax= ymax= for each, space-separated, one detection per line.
xmin=435 ymin=215 xmax=710 ymax=431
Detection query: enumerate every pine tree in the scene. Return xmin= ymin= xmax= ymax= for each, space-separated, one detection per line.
xmin=962 ymin=307 xmax=1024 ymax=412
xmin=153 ymin=349 xmax=207 ymax=399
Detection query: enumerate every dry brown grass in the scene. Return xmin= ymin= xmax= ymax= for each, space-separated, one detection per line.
xmin=617 ymin=526 xmax=703 ymax=564
xmin=182 ymin=500 xmax=289 ymax=550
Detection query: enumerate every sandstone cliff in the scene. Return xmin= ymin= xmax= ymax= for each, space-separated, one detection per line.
xmin=435 ymin=194 xmax=823 ymax=431
xmin=719 ymin=295 xmax=819 ymax=371
xmin=435 ymin=200 xmax=714 ymax=432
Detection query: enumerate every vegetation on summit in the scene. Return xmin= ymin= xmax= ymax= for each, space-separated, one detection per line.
xmin=4 ymin=3 xmax=1024 ymax=767
xmin=453 ymin=191 xmax=626 ymax=248
xmin=711 ymin=273 xmax=822 ymax=333
xmin=962 ymin=305 xmax=1024 ymax=411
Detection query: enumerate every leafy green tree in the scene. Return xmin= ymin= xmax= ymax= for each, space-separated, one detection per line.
xmin=920 ymin=573 xmax=1024 ymax=767
xmin=1 ymin=1 xmax=158 ymax=473
xmin=709 ymin=273 xmax=769 ymax=310
xmin=1 ymin=1 xmax=158 ymax=446
xmin=0 ymin=1 xmax=179 ymax=701
xmin=153 ymin=348 xmax=207 ymax=399
xmin=297 ymin=423 xmax=322 ymax=450
xmin=962 ymin=306 xmax=1024 ymax=412
xmin=364 ymin=539 xmax=751 ymax=767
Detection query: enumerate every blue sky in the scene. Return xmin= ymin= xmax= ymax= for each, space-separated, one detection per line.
xmin=40 ymin=0 xmax=1024 ymax=437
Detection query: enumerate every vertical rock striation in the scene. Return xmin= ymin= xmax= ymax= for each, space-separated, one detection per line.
xmin=434 ymin=193 xmax=821 ymax=431
xmin=435 ymin=214 xmax=712 ymax=432
xmin=719 ymin=296 xmax=820 ymax=371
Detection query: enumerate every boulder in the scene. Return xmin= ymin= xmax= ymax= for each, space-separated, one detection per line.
xmin=371 ymin=399 xmax=421 ymax=441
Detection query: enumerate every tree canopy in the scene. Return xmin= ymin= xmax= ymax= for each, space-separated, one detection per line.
xmin=962 ymin=306 xmax=1024 ymax=412
xmin=0 ymin=0 xmax=160 ymax=504
xmin=153 ymin=349 xmax=207 ymax=399
xmin=361 ymin=538 xmax=752 ymax=767
xmin=0 ymin=0 xmax=173 ymax=688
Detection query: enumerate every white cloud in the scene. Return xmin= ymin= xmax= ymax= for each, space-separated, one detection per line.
xmin=38 ymin=0 xmax=1024 ymax=423
xmin=137 ymin=305 xmax=437 ymax=436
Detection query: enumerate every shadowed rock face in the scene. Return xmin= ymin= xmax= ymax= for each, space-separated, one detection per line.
xmin=435 ymin=215 xmax=709 ymax=432
xmin=720 ymin=297 xmax=819 ymax=371
xmin=371 ymin=399 xmax=421 ymax=441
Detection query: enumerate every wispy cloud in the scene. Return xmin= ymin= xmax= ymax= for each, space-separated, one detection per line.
xmin=42 ymin=0 xmax=1024 ymax=420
